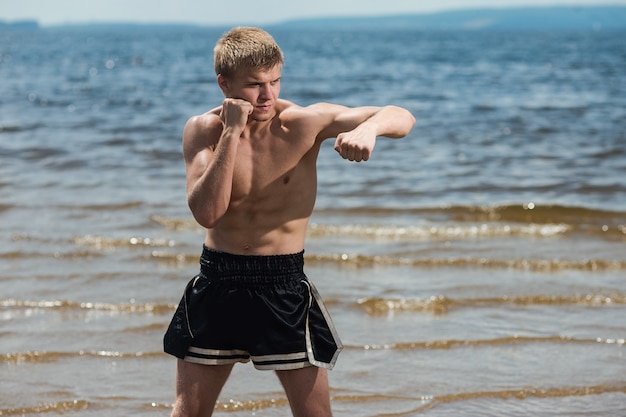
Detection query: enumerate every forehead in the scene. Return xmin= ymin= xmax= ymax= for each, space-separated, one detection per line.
xmin=234 ymin=65 xmax=282 ymax=82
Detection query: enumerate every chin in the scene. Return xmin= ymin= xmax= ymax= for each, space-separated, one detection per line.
xmin=252 ymin=111 xmax=274 ymax=122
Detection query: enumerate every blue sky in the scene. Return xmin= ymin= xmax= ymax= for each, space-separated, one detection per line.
xmin=2 ymin=0 xmax=625 ymax=26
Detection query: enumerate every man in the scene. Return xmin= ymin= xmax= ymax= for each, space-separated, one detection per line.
xmin=164 ymin=27 xmax=415 ymax=417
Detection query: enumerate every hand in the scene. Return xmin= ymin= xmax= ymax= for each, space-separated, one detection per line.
xmin=334 ymin=126 xmax=376 ymax=162
xmin=220 ymin=98 xmax=253 ymax=130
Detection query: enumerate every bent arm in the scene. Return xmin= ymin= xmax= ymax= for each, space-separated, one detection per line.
xmin=314 ymin=104 xmax=415 ymax=141
xmin=183 ymin=114 xmax=239 ymax=229
xmin=310 ymin=103 xmax=415 ymax=162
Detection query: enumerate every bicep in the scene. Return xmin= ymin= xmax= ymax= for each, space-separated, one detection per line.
xmin=182 ymin=116 xmax=218 ymax=192
xmin=311 ymin=103 xmax=380 ymax=140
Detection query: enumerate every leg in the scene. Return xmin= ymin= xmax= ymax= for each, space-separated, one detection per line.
xmin=171 ymin=359 xmax=234 ymax=417
xmin=276 ymin=366 xmax=332 ymax=417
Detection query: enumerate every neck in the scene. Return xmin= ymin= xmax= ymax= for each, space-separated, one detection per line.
xmin=245 ymin=113 xmax=275 ymax=137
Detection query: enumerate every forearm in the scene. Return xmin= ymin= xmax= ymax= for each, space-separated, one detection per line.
xmin=333 ymin=105 xmax=415 ymax=162
xmin=187 ymin=128 xmax=240 ymax=228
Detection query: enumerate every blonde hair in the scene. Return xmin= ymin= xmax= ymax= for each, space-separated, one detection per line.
xmin=214 ymin=27 xmax=284 ymax=78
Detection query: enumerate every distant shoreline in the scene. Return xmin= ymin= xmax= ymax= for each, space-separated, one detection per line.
xmin=2 ymin=6 xmax=626 ymax=31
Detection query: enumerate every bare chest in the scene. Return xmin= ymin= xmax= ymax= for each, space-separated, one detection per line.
xmin=230 ymin=134 xmax=317 ymax=204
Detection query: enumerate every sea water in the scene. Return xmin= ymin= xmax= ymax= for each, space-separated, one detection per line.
xmin=1 ymin=26 xmax=625 ymax=416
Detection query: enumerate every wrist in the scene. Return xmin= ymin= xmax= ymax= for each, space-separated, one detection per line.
xmin=356 ymin=120 xmax=379 ymax=137
xmin=222 ymin=125 xmax=244 ymax=138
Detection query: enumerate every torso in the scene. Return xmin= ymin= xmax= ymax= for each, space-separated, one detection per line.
xmin=205 ymin=100 xmax=323 ymax=255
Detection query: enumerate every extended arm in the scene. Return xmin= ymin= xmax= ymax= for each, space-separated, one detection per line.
xmin=312 ymin=104 xmax=415 ymax=162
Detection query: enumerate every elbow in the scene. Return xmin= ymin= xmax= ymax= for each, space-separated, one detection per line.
xmin=191 ymin=207 xmax=223 ymax=230
xmin=408 ymin=111 xmax=417 ymax=128
xmin=387 ymin=106 xmax=416 ymax=138
xmin=401 ymin=108 xmax=416 ymax=137
xmin=401 ymin=113 xmax=416 ymax=137
xmin=188 ymin=199 xmax=223 ymax=230
xmin=192 ymin=212 xmax=218 ymax=230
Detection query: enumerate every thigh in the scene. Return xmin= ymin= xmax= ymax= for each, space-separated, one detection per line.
xmin=172 ymin=359 xmax=234 ymax=417
xmin=276 ymin=367 xmax=332 ymax=417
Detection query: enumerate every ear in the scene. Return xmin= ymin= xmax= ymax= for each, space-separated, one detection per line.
xmin=217 ymin=74 xmax=230 ymax=95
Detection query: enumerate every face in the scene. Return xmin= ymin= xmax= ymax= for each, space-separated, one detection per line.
xmin=218 ymin=65 xmax=282 ymax=122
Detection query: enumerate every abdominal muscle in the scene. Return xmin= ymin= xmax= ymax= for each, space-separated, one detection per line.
xmin=203 ymin=201 xmax=312 ymax=256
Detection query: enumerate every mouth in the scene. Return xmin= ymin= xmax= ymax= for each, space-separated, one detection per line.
xmin=250 ymin=103 xmax=274 ymax=122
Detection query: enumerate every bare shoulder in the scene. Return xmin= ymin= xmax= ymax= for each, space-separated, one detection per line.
xmin=184 ymin=107 xmax=222 ymax=136
xmin=183 ymin=108 xmax=223 ymax=149
xmin=181 ymin=108 xmax=224 ymax=169
xmin=275 ymin=99 xmax=303 ymax=120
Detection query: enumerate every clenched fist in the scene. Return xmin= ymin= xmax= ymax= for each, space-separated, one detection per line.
xmin=220 ymin=98 xmax=254 ymax=129
xmin=334 ymin=125 xmax=377 ymax=162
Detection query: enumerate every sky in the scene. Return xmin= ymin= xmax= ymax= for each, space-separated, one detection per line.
xmin=1 ymin=0 xmax=625 ymax=26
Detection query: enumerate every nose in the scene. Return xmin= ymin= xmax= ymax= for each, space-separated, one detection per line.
xmin=259 ymin=83 xmax=273 ymax=99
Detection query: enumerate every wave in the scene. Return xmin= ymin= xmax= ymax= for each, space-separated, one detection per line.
xmin=150 ymin=204 xmax=626 ymax=227
xmin=147 ymin=250 xmax=626 ymax=272
xmin=307 ymin=222 xmax=571 ymax=239
xmin=343 ymin=335 xmax=626 ymax=350
xmin=3 ymin=234 xmax=178 ymax=259
xmin=4 ymin=291 xmax=622 ymax=323
xmin=149 ymin=383 xmax=626 ymax=414
xmin=0 ymin=203 xmax=15 ymax=212
xmin=305 ymin=254 xmax=626 ymax=271
xmin=72 ymin=222 xmax=573 ymax=247
xmin=146 ymin=250 xmax=626 ymax=271
xmin=0 ymin=299 xmax=175 ymax=314
xmin=62 ymin=201 xmax=145 ymax=211
xmin=150 ymin=215 xmax=200 ymax=231
xmin=334 ymin=203 xmax=625 ymax=223
xmin=73 ymin=235 xmax=177 ymax=249
xmin=2 ymin=350 xmax=164 ymax=364
xmin=357 ymin=293 xmax=626 ymax=315
xmin=5 ymin=201 xmax=146 ymax=211
xmin=8 ymin=236 xmax=624 ymax=273
xmin=147 ymin=203 xmax=626 ymax=240
xmin=0 ymin=121 xmax=46 ymax=133
xmin=376 ymin=384 xmax=626 ymax=417
xmin=4 ymin=336 xmax=623 ymax=365
xmin=0 ymin=249 xmax=101 ymax=260
xmin=0 ymin=400 xmax=89 ymax=416
xmin=314 ymin=203 xmax=626 ymax=225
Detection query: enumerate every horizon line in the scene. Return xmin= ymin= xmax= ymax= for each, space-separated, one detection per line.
xmin=2 ymin=4 xmax=625 ymax=28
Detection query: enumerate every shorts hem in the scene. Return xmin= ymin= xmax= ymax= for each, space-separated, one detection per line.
xmin=181 ymin=347 xmax=339 ymax=371
xmin=253 ymin=361 xmax=313 ymax=371
xmin=183 ymin=356 xmax=251 ymax=366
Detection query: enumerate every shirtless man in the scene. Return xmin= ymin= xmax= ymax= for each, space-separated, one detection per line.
xmin=164 ymin=27 xmax=415 ymax=417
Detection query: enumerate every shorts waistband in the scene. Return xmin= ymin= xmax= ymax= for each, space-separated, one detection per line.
xmin=199 ymin=245 xmax=305 ymax=282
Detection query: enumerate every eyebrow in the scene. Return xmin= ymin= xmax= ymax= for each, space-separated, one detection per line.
xmin=244 ymin=77 xmax=281 ymax=84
